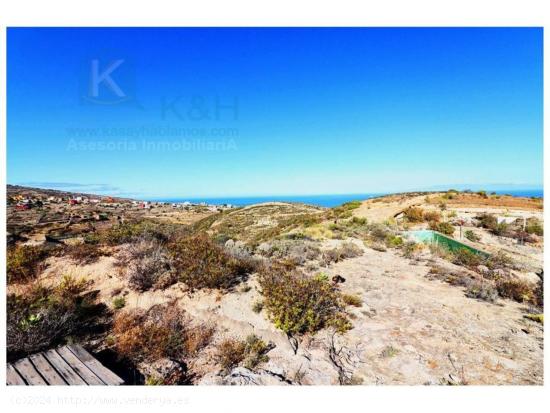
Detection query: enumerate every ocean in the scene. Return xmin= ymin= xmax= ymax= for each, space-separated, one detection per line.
xmin=149 ymin=189 xmax=543 ymax=208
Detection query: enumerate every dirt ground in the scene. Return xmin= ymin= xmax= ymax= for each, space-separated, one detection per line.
xmin=34 ymin=236 xmax=543 ymax=385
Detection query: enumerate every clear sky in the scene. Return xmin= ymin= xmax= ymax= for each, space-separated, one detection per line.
xmin=7 ymin=28 xmax=543 ymax=198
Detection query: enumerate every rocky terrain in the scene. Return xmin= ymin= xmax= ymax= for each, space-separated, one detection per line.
xmin=6 ymin=187 xmax=544 ymax=385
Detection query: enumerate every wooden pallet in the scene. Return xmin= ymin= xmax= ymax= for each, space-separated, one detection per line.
xmin=7 ymin=344 xmax=124 ymax=385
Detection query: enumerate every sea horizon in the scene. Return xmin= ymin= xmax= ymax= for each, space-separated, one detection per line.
xmin=146 ymin=188 xmax=544 ymax=208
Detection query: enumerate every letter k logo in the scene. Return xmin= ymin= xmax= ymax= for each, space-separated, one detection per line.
xmin=89 ymin=59 xmax=126 ymax=99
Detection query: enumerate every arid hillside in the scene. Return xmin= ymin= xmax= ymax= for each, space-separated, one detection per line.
xmin=6 ymin=188 xmax=544 ymax=385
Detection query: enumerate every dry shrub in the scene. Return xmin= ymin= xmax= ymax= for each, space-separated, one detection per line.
xmin=423 ymin=210 xmax=441 ymax=222
xmin=216 ymin=334 xmax=272 ymax=372
xmin=464 ymin=230 xmax=481 ymax=242
xmin=216 ymin=338 xmax=247 ymax=371
xmin=113 ymin=304 xmax=214 ymax=363
xmin=496 ymin=279 xmax=537 ymax=304
xmin=342 ymin=294 xmax=363 ymax=307
xmin=258 ymin=265 xmax=352 ymax=336
xmin=169 ymin=233 xmax=254 ymax=290
xmin=100 ymin=220 xmax=187 ymax=246
xmin=485 ymin=251 xmax=515 ymax=271
xmin=465 ymin=281 xmax=498 ymax=302
xmin=429 ymin=221 xmax=455 ymax=236
xmin=476 ymin=213 xmax=498 ymax=231
xmin=256 ymin=239 xmax=321 ymax=266
xmin=403 ymin=207 xmax=425 ymax=223
xmin=64 ymin=243 xmax=108 ymax=265
xmin=322 ymin=242 xmax=363 ymax=265
xmin=452 ymin=248 xmax=483 ymax=268
xmin=122 ymin=239 xmax=176 ymax=291
xmin=7 ymin=244 xmax=53 ymax=283
xmin=7 ymin=276 xmax=105 ymax=361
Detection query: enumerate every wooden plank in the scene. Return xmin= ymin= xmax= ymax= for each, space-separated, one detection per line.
xmin=67 ymin=344 xmax=124 ymax=385
xmin=7 ymin=364 xmax=26 ymax=385
xmin=43 ymin=349 xmax=87 ymax=385
xmin=13 ymin=358 xmax=47 ymax=385
xmin=56 ymin=346 xmax=105 ymax=385
xmin=29 ymin=353 xmax=67 ymax=385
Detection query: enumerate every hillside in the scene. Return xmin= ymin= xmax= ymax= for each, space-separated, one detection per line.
xmin=6 ymin=188 xmax=544 ymax=385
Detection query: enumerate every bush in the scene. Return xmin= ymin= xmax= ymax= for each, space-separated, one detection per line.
xmin=64 ymin=243 xmax=108 ymax=265
xmin=386 ymin=235 xmax=403 ymax=248
xmin=322 ymin=242 xmax=363 ymax=265
xmin=429 ymin=221 xmax=455 ymax=236
xmin=113 ymin=304 xmax=214 ymax=363
xmin=403 ymin=207 xmax=424 ymax=223
xmin=112 ymin=296 xmax=126 ymax=310
xmin=464 ymin=230 xmax=481 ymax=242
xmin=492 ymin=222 xmax=510 ymax=237
xmin=169 ymin=234 xmax=253 ymax=290
xmin=496 ymin=279 xmax=537 ymax=304
xmin=256 ymin=239 xmax=320 ymax=265
xmin=477 ymin=213 xmax=498 ymax=231
xmin=7 ymin=276 xmax=105 ymax=360
xmin=252 ymin=301 xmax=264 ymax=313
xmin=465 ymin=281 xmax=498 ymax=302
xmin=342 ymin=294 xmax=363 ymax=307
xmin=526 ymin=219 xmax=543 ymax=236
xmin=122 ymin=239 xmax=176 ymax=291
xmin=258 ymin=265 xmax=352 ymax=336
xmin=403 ymin=241 xmax=422 ymax=258
xmin=216 ymin=334 xmax=273 ymax=372
xmin=423 ymin=211 xmax=441 ymax=222
xmin=485 ymin=251 xmax=514 ymax=271
xmin=7 ymin=244 xmax=52 ymax=283
xmin=100 ymin=221 xmax=187 ymax=246
xmin=452 ymin=248 xmax=483 ymax=268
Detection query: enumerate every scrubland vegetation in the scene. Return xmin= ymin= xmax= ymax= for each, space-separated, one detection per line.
xmin=6 ymin=190 xmax=544 ymax=385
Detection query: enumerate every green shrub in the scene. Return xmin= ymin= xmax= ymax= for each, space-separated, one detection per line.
xmin=100 ymin=221 xmax=186 ymax=246
xmin=169 ymin=233 xmax=254 ymax=291
xmin=464 ymin=230 xmax=481 ymax=242
xmin=526 ymin=220 xmax=543 ymax=236
xmin=112 ymin=296 xmax=126 ymax=310
xmin=386 ymin=235 xmax=403 ymax=248
xmin=429 ymin=221 xmax=455 ymax=236
xmin=492 ymin=222 xmax=510 ymax=236
xmin=477 ymin=213 xmax=497 ymax=231
xmin=452 ymin=248 xmax=483 ymax=268
xmin=258 ymin=265 xmax=352 ymax=336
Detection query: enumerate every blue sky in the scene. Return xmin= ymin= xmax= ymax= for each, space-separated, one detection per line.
xmin=7 ymin=28 xmax=543 ymax=198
